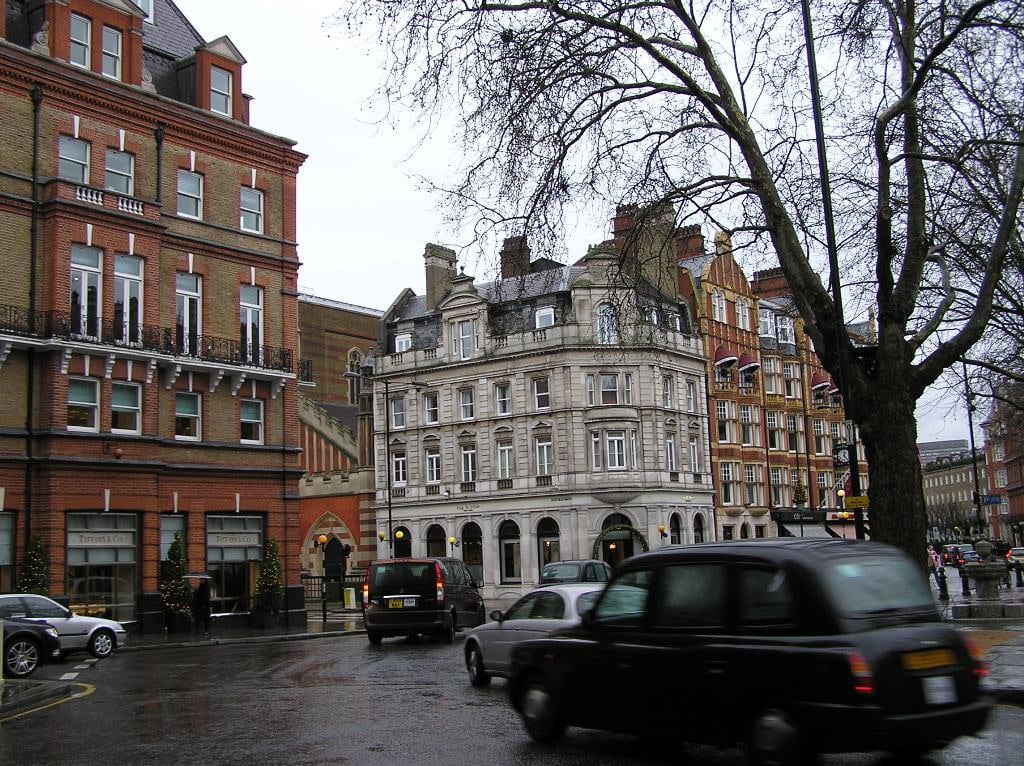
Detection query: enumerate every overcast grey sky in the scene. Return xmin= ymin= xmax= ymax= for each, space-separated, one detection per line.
xmin=172 ymin=0 xmax=972 ymax=446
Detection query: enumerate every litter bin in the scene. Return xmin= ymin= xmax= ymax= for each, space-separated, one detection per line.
xmin=344 ymin=587 xmax=357 ymax=609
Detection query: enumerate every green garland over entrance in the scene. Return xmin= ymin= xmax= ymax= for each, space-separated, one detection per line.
xmin=591 ymin=524 xmax=650 ymax=560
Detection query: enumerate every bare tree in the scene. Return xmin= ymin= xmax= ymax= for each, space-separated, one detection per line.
xmin=339 ymin=1 xmax=1024 ymax=564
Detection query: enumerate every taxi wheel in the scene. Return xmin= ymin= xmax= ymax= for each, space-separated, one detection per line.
xmin=519 ymin=676 xmax=565 ymax=744
xmin=5 ymin=638 xmax=41 ymax=678
xmin=466 ymin=643 xmax=491 ymax=688
xmin=748 ymin=708 xmax=816 ymax=766
xmin=88 ymin=629 xmax=115 ymax=659
xmin=440 ymin=614 xmax=456 ymax=644
xmin=366 ymin=630 xmax=382 ymax=646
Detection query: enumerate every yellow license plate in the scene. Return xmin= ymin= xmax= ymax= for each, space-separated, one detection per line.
xmin=388 ymin=599 xmax=405 ymax=609
xmin=902 ymin=649 xmax=956 ymax=671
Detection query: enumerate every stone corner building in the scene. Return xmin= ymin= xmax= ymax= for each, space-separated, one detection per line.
xmin=0 ymin=0 xmax=306 ymax=629
xmin=369 ymin=210 xmax=715 ymax=603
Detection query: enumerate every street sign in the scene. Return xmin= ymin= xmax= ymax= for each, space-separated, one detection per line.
xmin=982 ymin=494 xmax=1002 ymax=505
xmin=844 ymin=495 xmax=870 ymax=509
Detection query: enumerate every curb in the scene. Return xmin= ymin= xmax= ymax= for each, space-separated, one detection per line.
xmin=120 ymin=627 xmax=366 ymax=653
xmin=0 ymin=680 xmax=74 ymax=721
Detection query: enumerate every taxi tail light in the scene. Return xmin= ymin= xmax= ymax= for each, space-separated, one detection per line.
xmin=362 ymin=571 xmax=370 ymax=609
xmin=435 ymin=561 xmax=445 ymax=604
xmin=847 ymin=651 xmax=875 ymax=696
xmin=964 ymin=637 xmax=989 ymax=678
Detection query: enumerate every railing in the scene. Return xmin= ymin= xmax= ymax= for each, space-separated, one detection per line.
xmin=116 ymin=196 xmax=145 ymax=216
xmin=497 ymin=478 xmax=513 ymax=490
xmin=301 ymin=573 xmax=364 ymax=601
xmin=0 ymin=305 xmax=294 ymax=373
xmin=392 ymin=487 xmax=406 ymax=498
xmin=425 ymin=485 xmax=440 ymax=495
xmin=460 ymin=481 xmax=476 ymax=493
xmin=298 ymin=358 xmax=314 ymax=383
xmin=76 ymin=186 xmax=103 ymax=205
xmin=536 ymin=475 xmax=552 ymax=486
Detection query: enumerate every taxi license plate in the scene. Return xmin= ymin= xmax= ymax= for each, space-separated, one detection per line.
xmin=902 ymin=649 xmax=955 ymax=671
xmin=388 ymin=597 xmax=416 ymax=609
xmin=922 ymin=675 xmax=956 ymax=705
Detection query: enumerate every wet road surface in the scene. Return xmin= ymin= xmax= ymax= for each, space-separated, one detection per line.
xmin=2 ymin=632 xmax=1022 ymax=765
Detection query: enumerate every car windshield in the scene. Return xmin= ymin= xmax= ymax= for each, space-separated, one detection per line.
xmin=957 ymin=544 xmax=974 ymax=552
xmin=820 ymin=555 xmax=934 ymax=617
xmin=542 ymin=563 xmax=581 ymax=582
xmin=369 ymin=562 xmax=436 ymax=595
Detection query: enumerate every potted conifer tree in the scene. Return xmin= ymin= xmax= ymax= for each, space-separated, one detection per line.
xmin=17 ymin=535 xmax=49 ymax=595
xmin=251 ymin=538 xmax=284 ymax=628
xmin=158 ymin=533 xmax=192 ymax=632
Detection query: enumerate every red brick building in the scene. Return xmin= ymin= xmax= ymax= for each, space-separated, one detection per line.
xmin=0 ymin=0 xmax=306 ymax=629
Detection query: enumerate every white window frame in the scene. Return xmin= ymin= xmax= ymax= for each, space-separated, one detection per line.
xmin=461 ymin=445 xmax=477 ymax=482
xmin=240 ymin=285 xmax=263 ymax=364
xmin=425 ymin=447 xmax=441 ymax=484
xmin=585 ymin=374 xmax=596 ymax=406
xmin=495 ymin=383 xmax=511 ymax=415
xmin=390 ymin=450 xmax=407 ymax=485
xmin=174 ymin=392 xmax=201 ymax=441
xmin=70 ymin=14 xmax=91 ymax=69
xmin=58 ymin=136 xmax=89 ymax=184
xmin=459 ymin=388 xmax=475 ymax=420
xmin=597 ymin=303 xmax=618 ymax=344
xmin=662 ymin=375 xmax=673 ymax=407
xmin=451 ymin=318 xmax=478 ymax=360
xmin=497 ymin=440 xmax=514 ymax=480
xmin=423 ymin=392 xmax=439 ymax=424
xmin=777 ymin=315 xmax=795 ymax=345
xmin=759 ymin=308 xmax=775 ymax=336
xmin=720 ymin=462 xmax=737 ymax=505
xmin=535 ymin=306 xmax=555 ymax=328
xmin=70 ymin=245 xmax=102 ymax=339
xmin=110 ymin=381 xmax=141 ymax=435
xmin=689 ymin=435 xmax=699 ymax=470
xmin=101 ymin=26 xmax=122 ymax=79
xmin=591 ymin=431 xmax=601 ymax=470
xmin=632 ymin=430 xmax=640 ymax=469
xmin=113 ymin=254 xmax=143 ymax=346
xmin=67 ymin=377 xmax=99 ymax=432
xmin=686 ymin=380 xmax=696 ymax=412
xmin=240 ymin=187 xmax=264 ymax=233
xmin=104 ymin=149 xmax=134 ymax=195
xmin=390 ymin=397 xmax=406 ymax=429
xmin=600 ymin=373 xmax=618 ymax=405
xmin=666 ymin=434 xmax=677 ymax=471
xmin=175 ymin=273 xmax=202 ymax=356
xmin=606 ymin=431 xmax=626 ymax=470
xmin=535 ymin=437 xmax=553 ymax=476
xmin=135 ymin=0 xmax=154 ymax=23
xmin=240 ymin=399 xmax=264 ymax=445
xmin=210 ymin=66 xmax=233 ymax=116
xmin=624 ymin=373 xmax=633 ymax=405
xmin=177 ymin=170 xmax=203 ymax=219
xmin=533 ymin=377 xmax=550 ymax=410
xmin=394 ymin=333 xmax=412 ymax=353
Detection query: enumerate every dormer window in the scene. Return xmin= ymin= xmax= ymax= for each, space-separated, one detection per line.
xmin=102 ymin=27 xmax=122 ymax=80
xmin=210 ymin=66 xmax=233 ymax=116
xmin=134 ymin=0 xmax=154 ymax=23
xmin=70 ymin=15 xmax=91 ymax=69
xmin=535 ymin=306 xmax=555 ymax=328
xmin=394 ymin=333 xmax=412 ymax=353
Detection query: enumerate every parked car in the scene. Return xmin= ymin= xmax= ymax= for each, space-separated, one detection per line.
xmin=1006 ymin=547 xmax=1024 ymax=572
xmin=464 ymin=583 xmax=605 ymax=688
xmin=958 ymin=549 xmax=981 ymax=566
xmin=2 ymin=617 xmax=62 ymax=678
xmin=0 ymin=594 xmax=128 ymax=658
xmin=508 ymin=539 xmax=991 ymax=763
xmin=941 ymin=544 xmax=963 ymax=566
xmin=362 ymin=557 xmax=485 ymax=645
xmin=539 ymin=559 xmax=613 ymax=585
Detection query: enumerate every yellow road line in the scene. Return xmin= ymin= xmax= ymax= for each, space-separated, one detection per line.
xmin=0 ymin=682 xmax=95 ymax=724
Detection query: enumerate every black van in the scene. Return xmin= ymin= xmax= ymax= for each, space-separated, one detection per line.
xmin=362 ymin=557 xmax=486 ymax=645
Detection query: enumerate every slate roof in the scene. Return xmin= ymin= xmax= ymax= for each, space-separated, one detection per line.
xmin=317 ymin=402 xmax=358 ymax=433
xmin=144 ymin=0 xmax=206 ymax=60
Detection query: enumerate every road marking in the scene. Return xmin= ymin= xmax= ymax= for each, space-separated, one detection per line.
xmin=0 ymin=682 xmax=95 ymax=724
xmin=74 ymin=664 xmax=90 ymax=670
xmin=83 ymin=658 xmax=98 ymax=664
xmin=59 ymin=672 xmax=78 ymax=680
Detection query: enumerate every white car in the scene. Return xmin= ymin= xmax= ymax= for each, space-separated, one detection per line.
xmin=464 ymin=582 xmax=604 ymax=687
xmin=0 ymin=594 xmax=128 ymax=658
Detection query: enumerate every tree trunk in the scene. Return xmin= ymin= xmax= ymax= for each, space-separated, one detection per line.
xmin=861 ymin=387 xmax=927 ymax=569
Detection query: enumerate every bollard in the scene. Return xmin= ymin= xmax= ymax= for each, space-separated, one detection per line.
xmin=960 ymin=565 xmax=971 ymax=597
xmin=1017 ymin=567 xmax=1023 ymax=588
xmin=938 ymin=568 xmax=949 ymax=602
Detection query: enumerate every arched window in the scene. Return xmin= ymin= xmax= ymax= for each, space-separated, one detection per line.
xmin=394 ymin=525 xmax=412 ymax=557
xmin=601 ymin=512 xmax=634 ymax=565
xmin=426 ymin=524 xmax=446 ymax=558
xmin=597 ymin=303 xmax=618 ymax=344
xmin=537 ymin=517 xmax=560 ymax=576
xmin=740 ymin=523 xmax=750 ymax=539
xmin=694 ymin=513 xmax=706 ymax=543
xmin=462 ymin=522 xmax=483 ymax=585
xmin=347 ymin=348 xmax=362 ymax=404
xmin=499 ymin=520 xmax=521 ymax=583
xmin=669 ymin=512 xmax=682 ymax=545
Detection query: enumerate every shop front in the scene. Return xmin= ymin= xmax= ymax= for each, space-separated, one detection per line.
xmin=206 ymin=515 xmax=264 ymax=614
xmin=66 ymin=513 xmax=138 ymax=622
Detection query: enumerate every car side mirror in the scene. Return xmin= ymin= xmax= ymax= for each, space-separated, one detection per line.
xmin=489 ymin=609 xmax=504 ymax=623
xmin=468 ymin=578 xmax=478 ymax=589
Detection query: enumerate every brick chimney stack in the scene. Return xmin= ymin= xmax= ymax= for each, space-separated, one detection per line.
xmin=500 ymin=236 xmax=531 ymax=278
xmin=424 ymin=243 xmax=457 ymax=310
xmin=675 ymin=224 xmax=706 ymax=262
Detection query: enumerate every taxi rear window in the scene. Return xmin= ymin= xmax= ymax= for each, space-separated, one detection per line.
xmin=820 ymin=555 xmax=934 ymax=616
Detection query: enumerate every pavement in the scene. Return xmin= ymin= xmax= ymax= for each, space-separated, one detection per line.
xmin=5 ymin=583 xmax=1024 ymax=722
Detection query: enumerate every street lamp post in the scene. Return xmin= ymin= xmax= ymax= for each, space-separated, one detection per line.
xmin=448 ymin=536 xmax=459 ymax=555
xmin=346 ymin=371 xmax=427 ymax=554
xmin=963 ymin=359 xmax=985 ymax=538
xmin=314 ymin=533 xmax=328 ymax=623
xmin=836 ymin=489 xmax=848 ymax=539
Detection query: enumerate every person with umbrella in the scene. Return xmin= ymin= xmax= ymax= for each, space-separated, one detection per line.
xmin=187 ymin=574 xmax=212 ymax=635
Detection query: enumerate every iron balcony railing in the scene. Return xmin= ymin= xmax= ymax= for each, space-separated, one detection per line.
xmin=0 ymin=304 xmax=294 ymax=373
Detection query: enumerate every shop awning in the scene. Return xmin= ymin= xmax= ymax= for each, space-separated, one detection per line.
xmin=810 ymin=372 xmax=830 ymax=391
xmin=778 ymin=523 xmax=835 ymax=539
xmin=737 ymin=353 xmax=760 ymax=372
xmin=713 ymin=345 xmax=738 ymax=367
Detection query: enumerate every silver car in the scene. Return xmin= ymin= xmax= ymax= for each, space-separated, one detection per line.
xmin=0 ymin=594 xmax=128 ymax=658
xmin=464 ymin=583 xmax=604 ymax=687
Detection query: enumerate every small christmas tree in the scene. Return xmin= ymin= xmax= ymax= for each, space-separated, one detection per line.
xmin=17 ymin=535 xmax=49 ymax=595
xmin=158 ymin=533 xmax=192 ymax=623
xmin=792 ymin=473 xmax=808 ymax=507
xmin=253 ymin=538 xmax=284 ymax=614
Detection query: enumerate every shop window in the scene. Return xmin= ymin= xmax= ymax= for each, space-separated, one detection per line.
xmin=462 ymin=522 xmax=483 ymax=585
xmin=206 ymin=515 xmax=263 ymax=613
xmin=499 ymin=520 xmax=521 ymax=583
xmin=537 ymin=517 xmax=560 ymax=575
xmin=426 ymin=524 xmax=446 ymax=558
xmin=67 ymin=512 xmax=138 ymax=621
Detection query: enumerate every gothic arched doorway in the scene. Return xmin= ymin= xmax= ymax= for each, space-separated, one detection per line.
xmin=323 ymin=537 xmax=350 ymax=578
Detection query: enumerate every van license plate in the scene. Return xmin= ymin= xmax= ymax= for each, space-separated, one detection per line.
xmin=923 ymin=676 xmax=956 ymax=705
xmin=388 ymin=598 xmax=416 ymax=609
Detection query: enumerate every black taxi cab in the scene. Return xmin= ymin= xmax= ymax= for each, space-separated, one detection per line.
xmin=508 ymin=539 xmax=991 ymax=764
